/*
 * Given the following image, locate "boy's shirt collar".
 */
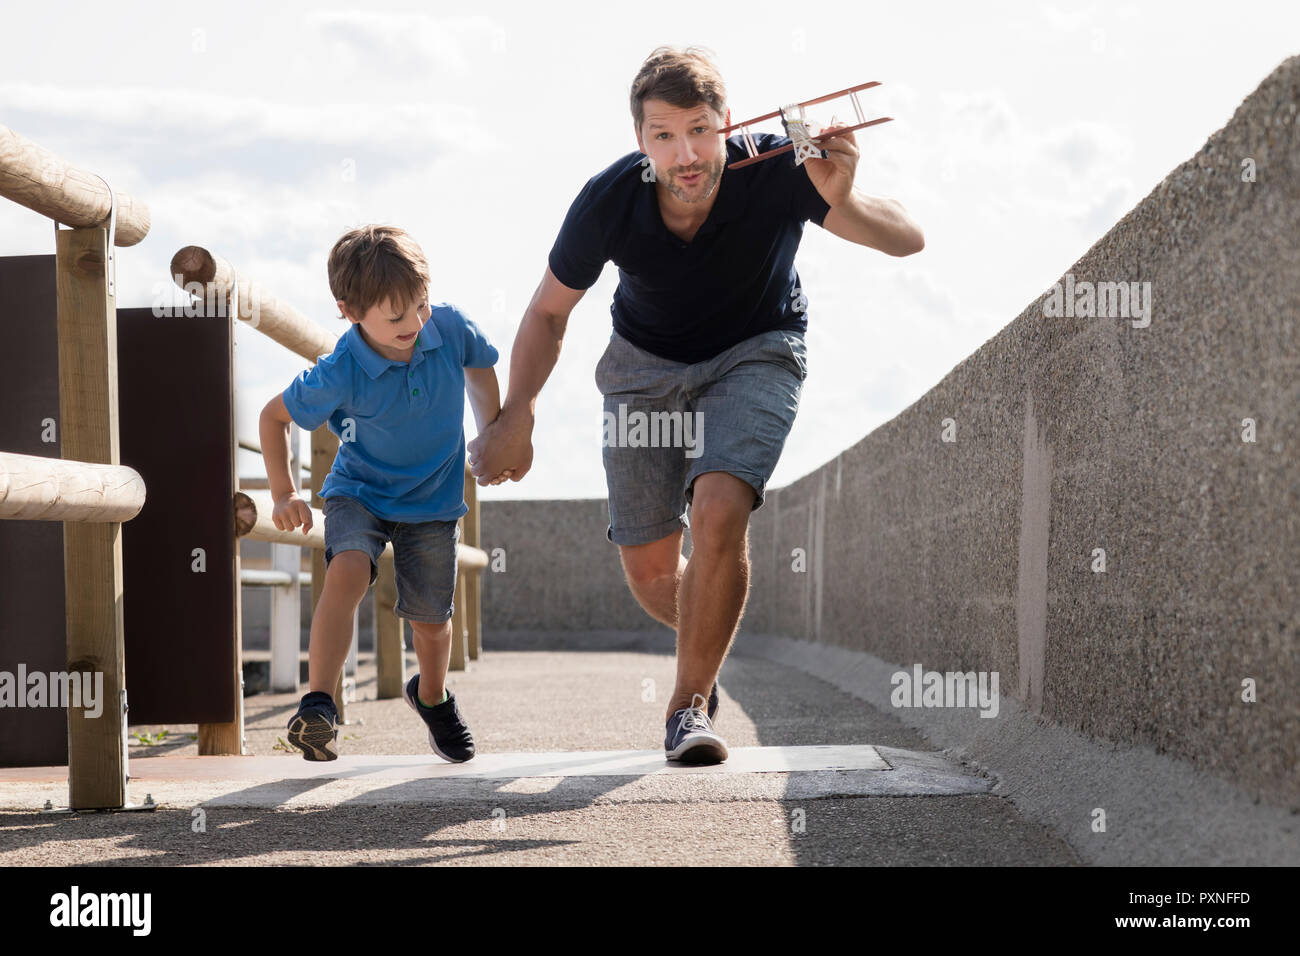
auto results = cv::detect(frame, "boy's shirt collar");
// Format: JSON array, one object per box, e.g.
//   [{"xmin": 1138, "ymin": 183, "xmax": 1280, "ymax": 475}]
[{"xmin": 343, "ymin": 318, "xmax": 444, "ymax": 380}]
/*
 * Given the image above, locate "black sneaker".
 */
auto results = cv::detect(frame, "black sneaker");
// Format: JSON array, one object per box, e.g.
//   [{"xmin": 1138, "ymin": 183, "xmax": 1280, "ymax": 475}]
[
  {"xmin": 665, "ymin": 693, "xmax": 729, "ymax": 764},
  {"xmin": 403, "ymin": 673, "xmax": 476, "ymax": 763},
  {"xmin": 286, "ymin": 691, "xmax": 339, "ymax": 761}
]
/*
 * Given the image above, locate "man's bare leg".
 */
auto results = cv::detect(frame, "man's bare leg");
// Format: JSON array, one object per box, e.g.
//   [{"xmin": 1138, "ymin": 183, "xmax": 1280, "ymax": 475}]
[
  {"xmin": 665, "ymin": 472, "xmax": 752, "ymax": 722},
  {"xmin": 619, "ymin": 528, "xmax": 686, "ymax": 629}
]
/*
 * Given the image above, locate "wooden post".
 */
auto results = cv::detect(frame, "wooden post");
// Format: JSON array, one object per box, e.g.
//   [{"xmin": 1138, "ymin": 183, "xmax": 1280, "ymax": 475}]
[
  {"xmin": 55, "ymin": 225, "xmax": 127, "ymax": 809},
  {"xmin": 200, "ymin": 308, "xmax": 244, "ymax": 756},
  {"xmin": 463, "ymin": 467, "xmax": 482, "ymax": 660},
  {"xmin": 344, "ymin": 611, "xmax": 359, "ymax": 707},
  {"xmin": 269, "ymin": 422, "xmax": 302, "ymax": 693},
  {"xmin": 375, "ymin": 554, "xmax": 405, "ymax": 698},
  {"xmin": 449, "ymin": 524, "xmax": 468, "ymax": 672},
  {"xmin": 269, "ymin": 542, "xmax": 301, "ymax": 692}
]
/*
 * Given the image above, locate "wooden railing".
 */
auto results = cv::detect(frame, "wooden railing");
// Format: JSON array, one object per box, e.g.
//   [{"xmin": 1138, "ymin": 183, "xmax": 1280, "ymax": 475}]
[
  {"xmin": 0, "ymin": 124, "xmax": 491, "ymax": 809},
  {"xmin": 0, "ymin": 124, "xmax": 152, "ymax": 809}
]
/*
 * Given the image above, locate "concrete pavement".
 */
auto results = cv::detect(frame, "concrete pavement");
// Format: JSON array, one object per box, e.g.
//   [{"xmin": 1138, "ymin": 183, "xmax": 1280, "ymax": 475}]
[{"xmin": 0, "ymin": 632, "xmax": 1082, "ymax": 866}]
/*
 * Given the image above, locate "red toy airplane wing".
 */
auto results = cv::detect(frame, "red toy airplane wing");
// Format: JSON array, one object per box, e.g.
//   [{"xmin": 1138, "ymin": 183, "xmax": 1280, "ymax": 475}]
[{"xmin": 718, "ymin": 81, "xmax": 893, "ymax": 169}]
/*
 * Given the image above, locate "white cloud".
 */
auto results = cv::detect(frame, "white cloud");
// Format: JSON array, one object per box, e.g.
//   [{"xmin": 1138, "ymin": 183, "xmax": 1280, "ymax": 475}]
[{"xmin": 305, "ymin": 11, "xmax": 503, "ymax": 77}]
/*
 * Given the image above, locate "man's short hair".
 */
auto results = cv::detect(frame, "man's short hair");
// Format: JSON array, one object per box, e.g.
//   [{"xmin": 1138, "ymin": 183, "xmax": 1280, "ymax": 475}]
[
  {"xmin": 327, "ymin": 225, "xmax": 430, "ymax": 320},
  {"xmin": 629, "ymin": 46, "xmax": 727, "ymax": 130}
]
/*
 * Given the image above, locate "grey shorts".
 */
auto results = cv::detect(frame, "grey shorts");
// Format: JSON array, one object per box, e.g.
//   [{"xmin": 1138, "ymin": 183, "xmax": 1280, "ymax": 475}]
[
  {"xmin": 322, "ymin": 495, "xmax": 460, "ymax": 623},
  {"xmin": 594, "ymin": 327, "xmax": 807, "ymax": 546}
]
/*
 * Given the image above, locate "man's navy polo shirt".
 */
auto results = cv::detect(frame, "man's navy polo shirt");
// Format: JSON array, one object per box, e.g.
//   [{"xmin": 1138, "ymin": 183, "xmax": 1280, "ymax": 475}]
[
  {"xmin": 281, "ymin": 303, "xmax": 499, "ymax": 523},
  {"xmin": 547, "ymin": 132, "xmax": 831, "ymax": 364}
]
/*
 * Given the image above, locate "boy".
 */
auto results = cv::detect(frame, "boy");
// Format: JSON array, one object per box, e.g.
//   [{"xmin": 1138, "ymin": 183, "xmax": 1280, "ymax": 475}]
[{"xmin": 259, "ymin": 224, "xmax": 508, "ymax": 762}]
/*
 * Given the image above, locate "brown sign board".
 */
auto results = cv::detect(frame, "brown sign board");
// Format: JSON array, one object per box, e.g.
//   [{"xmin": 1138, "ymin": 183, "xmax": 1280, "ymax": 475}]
[{"xmin": 0, "ymin": 256, "xmax": 237, "ymax": 765}]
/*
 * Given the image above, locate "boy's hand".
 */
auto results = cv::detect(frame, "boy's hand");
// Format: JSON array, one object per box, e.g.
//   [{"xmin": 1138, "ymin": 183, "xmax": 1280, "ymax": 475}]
[
  {"xmin": 469, "ymin": 407, "xmax": 534, "ymax": 485},
  {"xmin": 272, "ymin": 492, "xmax": 313, "ymax": 535}
]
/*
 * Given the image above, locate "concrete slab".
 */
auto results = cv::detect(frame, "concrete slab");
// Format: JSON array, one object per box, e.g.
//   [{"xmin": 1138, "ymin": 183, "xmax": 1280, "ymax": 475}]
[
  {"xmin": 0, "ymin": 745, "xmax": 888, "ymax": 782},
  {"xmin": 0, "ymin": 745, "xmax": 990, "ymax": 810}
]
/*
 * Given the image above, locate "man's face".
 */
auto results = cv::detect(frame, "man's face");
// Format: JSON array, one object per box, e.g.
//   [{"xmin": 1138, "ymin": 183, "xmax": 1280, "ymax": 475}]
[
  {"xmin": 636, "ymin": 98, "xmax": 730, "ymax": 205},
  {"xmin": 343, "ymin": 292, "xmax": 431, "ymax": 356}
]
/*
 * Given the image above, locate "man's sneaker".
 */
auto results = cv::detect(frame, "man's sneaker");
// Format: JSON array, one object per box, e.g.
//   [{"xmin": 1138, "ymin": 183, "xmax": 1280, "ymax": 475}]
[
  {"xmin": 286, "ymin": 691, "xmax": 339, "ymax": 761},
  {"xmin": 403, "ymin": 673, "xmax": 476, "ymax": 763},
  {"xmin": 708, "ymin": 680, "xmax": 719, "ymax": 722},
  {"xmin": 665, "ymin": 693, "xmax": 729, "ymax": 764}
]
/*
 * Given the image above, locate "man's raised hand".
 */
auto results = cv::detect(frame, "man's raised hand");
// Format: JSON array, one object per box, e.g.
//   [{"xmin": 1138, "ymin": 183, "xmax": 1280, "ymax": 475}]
[{"xmin": 803, "ymin": 114, "xmax": 860, "ymax": 208}]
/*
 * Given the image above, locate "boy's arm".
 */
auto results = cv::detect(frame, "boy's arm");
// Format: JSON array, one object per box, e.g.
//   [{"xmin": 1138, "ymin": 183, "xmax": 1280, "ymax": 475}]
[
  {"xmin": 464, "ymin": 366, "xmax": 502, "ymax": 436},
  {"xmin": 258, "ymin": 393, "xmax": 313, "ymax": 534}
]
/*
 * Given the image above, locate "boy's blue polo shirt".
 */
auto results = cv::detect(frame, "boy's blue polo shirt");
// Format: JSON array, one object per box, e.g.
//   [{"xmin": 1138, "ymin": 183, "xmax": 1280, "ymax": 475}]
[
  {"xmin": 547, "ymin": 132, "xmax": 831, "ymax": 364},
  {"xmin": 281, "ymin": 303, "xmax": 498, "ymax": 523}
]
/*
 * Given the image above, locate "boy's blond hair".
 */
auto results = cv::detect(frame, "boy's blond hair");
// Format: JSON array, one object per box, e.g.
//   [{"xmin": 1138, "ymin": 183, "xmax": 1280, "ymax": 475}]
[{"xmin": 328, "ymin": 225, "xmax": 430, "ymax": 320}]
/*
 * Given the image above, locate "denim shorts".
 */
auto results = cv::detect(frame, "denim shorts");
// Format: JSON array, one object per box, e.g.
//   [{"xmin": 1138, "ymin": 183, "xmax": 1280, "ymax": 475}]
[
  {"xmin": 322, "ymin": 495, "xmax": 460, "ymax": 623},
  {"xmin": 594, "ymin": 327, "xmax": 807, "ymax": 546}
]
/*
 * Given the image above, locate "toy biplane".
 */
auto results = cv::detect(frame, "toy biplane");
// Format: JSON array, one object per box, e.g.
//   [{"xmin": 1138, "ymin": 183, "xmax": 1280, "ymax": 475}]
[{"xmin": 718, "ymin": 81, "xmax": 893, "ymax": 169}]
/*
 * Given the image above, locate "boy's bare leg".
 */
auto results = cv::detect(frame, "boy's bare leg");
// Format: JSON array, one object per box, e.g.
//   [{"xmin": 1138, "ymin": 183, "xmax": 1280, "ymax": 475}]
[
  {"xmin": 308, "ymin": 550, "xmax": 373, "ymax": 696},
  {"xmin": 410, "ymin": 618, "xmax": 454, "ymax": 704}
]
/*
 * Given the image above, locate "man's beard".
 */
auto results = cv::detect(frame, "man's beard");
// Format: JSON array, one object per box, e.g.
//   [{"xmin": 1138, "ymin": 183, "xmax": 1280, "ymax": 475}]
[{"xmin": 664, "ymin": 152, "xmax": 725, "ymax": 203}]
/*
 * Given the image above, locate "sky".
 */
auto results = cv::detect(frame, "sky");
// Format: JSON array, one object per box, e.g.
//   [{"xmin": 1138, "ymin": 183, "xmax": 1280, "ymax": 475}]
[{"xmin": 2, "ymin": 1, "xmax": 1297, "ymax": 502}]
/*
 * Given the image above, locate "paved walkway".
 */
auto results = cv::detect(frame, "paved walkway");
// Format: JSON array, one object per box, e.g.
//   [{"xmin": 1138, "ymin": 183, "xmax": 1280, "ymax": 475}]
[{"xmin": 0, "ymin": 633, "xmax": 1082, "ymax": 866}]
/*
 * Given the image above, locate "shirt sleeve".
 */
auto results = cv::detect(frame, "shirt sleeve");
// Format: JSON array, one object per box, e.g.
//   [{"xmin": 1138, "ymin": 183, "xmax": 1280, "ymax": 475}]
[
  {"xmin": 281, "ymin": 354, "xmax": 349, "ymax": 432},
  {"xmin": 547, "ymin": 175, "xmax": 612, "ymax": 290},
  {"xmin": 789, "ymin": 157, "xmax": 832, "ymax": 227},
  {"xmin": 459, "ymin": 312, "xmax": 499, "ymax": 369}
]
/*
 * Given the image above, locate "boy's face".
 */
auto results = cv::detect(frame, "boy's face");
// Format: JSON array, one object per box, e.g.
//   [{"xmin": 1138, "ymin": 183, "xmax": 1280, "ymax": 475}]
[{"xmin": 341, "ymin": 292, "xmax": 431, "ymax": 360}]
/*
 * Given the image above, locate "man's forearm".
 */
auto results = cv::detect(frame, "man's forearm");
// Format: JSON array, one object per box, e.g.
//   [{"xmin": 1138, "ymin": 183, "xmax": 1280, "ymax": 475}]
[
  {"xmin": 827, "ymin": 189, "xmax": 925, "ymax": 255},
  {"xmin": 501, "ymin": 305, "xmax": 565, "ymax": 418}
]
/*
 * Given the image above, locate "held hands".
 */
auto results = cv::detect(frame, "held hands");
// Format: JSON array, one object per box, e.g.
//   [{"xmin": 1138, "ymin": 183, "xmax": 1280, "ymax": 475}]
[
  {"xmin": 468, "ymin": 406, "xmax": 534, "ymax": 486},
  {"xmin": 802, "ymin": 114, "xmax": 859, "ymax": 208},
  {"xmin": 272, "ymin": 492, "xmax": 313, "ymax": 535}
]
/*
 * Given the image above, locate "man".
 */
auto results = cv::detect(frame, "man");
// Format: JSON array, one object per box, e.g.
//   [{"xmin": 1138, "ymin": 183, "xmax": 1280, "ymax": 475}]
[{"xmin": 469, "ymin": 47, "xmax": 924, "ymax": 764}]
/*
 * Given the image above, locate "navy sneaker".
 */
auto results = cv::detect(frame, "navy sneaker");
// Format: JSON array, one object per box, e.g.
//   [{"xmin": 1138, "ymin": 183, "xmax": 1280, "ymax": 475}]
[
  {"xmin": 286, "ymin": 691, "xmax": 339, "ymax": 761},
  {"xmin": 403, "ymin": 674, "xmax": 476, "ymax": 763},
  {"xmin": 665, "ymin": 692, "xmax": 729, "ymax": 764}
]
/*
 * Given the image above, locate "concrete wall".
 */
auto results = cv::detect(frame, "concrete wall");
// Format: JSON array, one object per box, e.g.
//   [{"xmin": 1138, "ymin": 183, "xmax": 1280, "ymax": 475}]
[
  {"xmin": 480, "ymin": 499, "xmax": 679, "ymax": 632},
  {"xmin": 481, "ymin": 58, "xmax": 1299, "ymax": 808}
]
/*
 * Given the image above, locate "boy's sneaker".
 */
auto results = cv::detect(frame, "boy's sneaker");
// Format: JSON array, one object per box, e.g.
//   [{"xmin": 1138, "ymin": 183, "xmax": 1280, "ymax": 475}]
[
  {"xmin": 403, "ymin": 673, "xmax": 476, "ymax": 763},
  {"xmin": 708, "ymin": 680, "xmax": 719, "ymax": 722},
  {"xmin": 665, "ymin": 692, "xmax": 729, "ymax": 765},
  {"xmin": 286, "ymin": 691, "xmax": 339, "ymax": 761}
]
